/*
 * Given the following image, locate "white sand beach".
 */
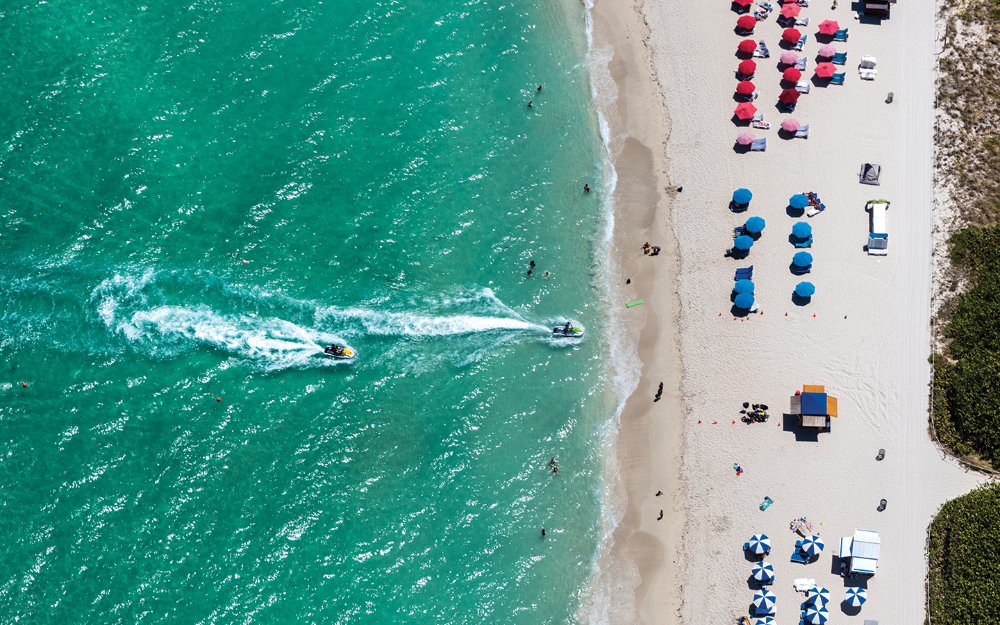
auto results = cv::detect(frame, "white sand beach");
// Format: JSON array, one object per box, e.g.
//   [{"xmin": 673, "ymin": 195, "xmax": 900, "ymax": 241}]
[{"xmin": 591, "ymin": 0, "xmax": 988, "ymax": 623}]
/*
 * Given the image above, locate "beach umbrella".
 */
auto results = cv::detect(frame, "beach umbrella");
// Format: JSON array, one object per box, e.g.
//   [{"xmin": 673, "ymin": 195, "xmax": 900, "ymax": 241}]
[
  {"xmin": 845, "ymin": 587, "xmax": 868, "ymax": 607},
  {"xmin": 754, "ymin": 619, "xmax": 775, "ymax": 625},
  {"xmin": 778, "ymin": 89, "xmax": 800, "ymax": 104},
  {"xmin": 734, "ymin": 235, "xmax": 755, "ymax": 251},
  {"xmin": 815, "ymin": 62, "xmax": 837, "ymax": 79},
  {"xmin": 736, "ymin": 132, "xmax": 756, "ymax": 146},
  {"xmin": 734, "ymin": 102, "xmax": 758, "ymax": 120},
  {"xmin": 817, "ymin": 44, "xmax": 837, "ymax": 58},
  {"xmin": 734, "ymin": 279, "xmax": 756, "ymax": 295},
  {"xmin": 792, "ymin": 251, "xmax": 813, "ymax": 267},
  {"xmin": 803, "ymin": 605, "xmax": 829, "ymax": 625},
  {"xmin": 792, "ymin": 221, "xmax": 812, "ymax": 238},
  {"xmin": 779, "ymin": 51, "xmax": 799, "ymax": 65},
  {"xmin": 781, "ymin": 117, "xmax": 800, "ymax": 132},
  {"xmin": 801, "ymin": 534, "xmax": 825, "ymax": 557},
  {"xmin": 734, "ymin": 292, "xmax": 756, "ymax": 310},
  {"xmin": 789, "ymin": 193, "xmax": 810, "ymax": 209},
  {"xmin": 738, "ymin": 59, "xmax": 758, "ymax": 76},
  {"xmin": 751, "ymin": 560, "xmax": 775, "ymax": 583},
  {"xmin": 733, "ymin": 188, "xmax": 753, "ymax": 204},
  {"xmin": 780, "ymin": 4, "xmax": 801, "ymax": 17},
  {"xmin": 752, "ymin": 589, "xmax": 777, "ymax": 614},
  {"xmin": 782, "ymin": 67, "xmax": 802, "ymax": 82},
  {"xmin": 734, "ymin": 0, "xmax": 754, "ymax": 6},
  {"xmin": 738, "ymin": 39, "xmax": 758, "ymax": 54},
  {"xmin": 746, "ymin": 533, "xmax": 771, "ymax": 554},
  {"xmin": 818, "ymin": 19, "xmax": 841, "ymax": 36},
  {"xmin": 736, "ymin": 80, "xmax": 757, "ymax": 96},
  {"xmin": 782, "ymin": 28, "xmax": 802, "ymax": 44},
  {"xmin": 795, "ymin": 281, "xmax": 816, "ymax": 298},
  {"xmin": 745, "ymin": 216, "xmax": 766, "ymax": 234},
  {"xmin": 807, "ymin": 586, "xmax": 831, "ymax": 605},
  {"xmin": 737, "ymin": 15, "xmax": 757, "ymax": 31}
]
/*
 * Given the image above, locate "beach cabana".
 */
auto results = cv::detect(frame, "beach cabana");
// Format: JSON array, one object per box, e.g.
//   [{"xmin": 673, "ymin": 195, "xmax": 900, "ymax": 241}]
[
  {"xmin": 745, "ymin": 533, "xmax": 771, "ymax": 555},
  {"xmin": 815, "ymin": 62, "xmax": 836, "ymax": 79},
  {"xmin": 817, "ymin": 20, "xmax": 841, "ymax": 36},
  {"xmin": 794, "ymin": 281, "xmax": 815, "ymax": 298},
  {"xmin": 789, "ymin": 193, "xmax": 809, "ymax": 210},
  {"xmin": 803, "ymin": 605, "xmax": 829, "ymax": 625},
  {"xmin": 738, "ymin": 39, "xmax": 758, "ymax": 54},
  {"xmin": 817, "ymin": 44, "xmax": 836, "ymax": 58},
  {"xmin": 745, "ymin": 216, "xmax": 766, "ymax": 235},
  {"xmin": 733, "ymin": 188, "xmax": 753, "ymax": 205},
  {"xmin": 738, "ymin": 59, "xmax": 758, "ymax": 77},
  {"xmin": 807, "ymin": 586, "xmax": 830, "ymax": 605},
  {"xmin": 752, "ymin": 589, "xmax": 777, "ymax": 615},
  {"xmin": 734, "ymin": 234, "xmax": 755, "ymax": 251},
  {"xmin": 782, "ymin": 67, "xmax": 802, "ymax": 82},
  {"xmin": 734, "ymin": 103, "xmax": 758, "ymax": 120},
  {"xmin": 781, "ymin": 28, "xmax": 802, "ymax": 44},
  {"xmin": 737, "ymin": 132, "xmax": 756, "ymax": 146},
  {"xmin": 844, "ymin": 587, "xmax": 867, "ymax": 607},
  {"xmin": 789, "ymin": 384, "xmax": 838, "ymax": 429},
  {"xmin": 734, "ymin": 293, "xmax": 755, "ymax": 310},
  {"xmin": 839, "ymin": 529, "xmax": 881, "ymax": 575},
  {"xmin": 737, "ymin": 80, "xmax": 757, "ymax": 96},
  {"xmin": 737, "ymin": 15, "xmax": 757, "ymax": 32},
  {"xmin": 734, "ymin": 279, "xmax": 755, "ymax": 295},
  {"xmin": 752, "ymin": 560, "xmax": 775, "ymax": 584},
  {"xmin": 779, "ymin": 89, "xmax": 800, "ymax": 104}
]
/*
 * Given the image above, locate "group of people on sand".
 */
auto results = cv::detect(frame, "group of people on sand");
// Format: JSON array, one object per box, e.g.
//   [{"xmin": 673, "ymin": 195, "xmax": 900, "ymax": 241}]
[{"xmin": 643, "ymin": 241, "xmax": 661, "ymax": 256}]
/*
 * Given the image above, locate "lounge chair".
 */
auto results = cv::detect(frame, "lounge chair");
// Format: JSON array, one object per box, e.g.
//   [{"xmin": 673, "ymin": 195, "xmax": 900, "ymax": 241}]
[
  {"xmin": 750, "ymin": 113, "xmax": 771, "ymax": 130},
  {"xmin": 859, "ymin": 56, "xmax": 878, "ymax": 80},
  {"xmin": 806, "ymin": 204, "xmax": 825, "ymax": 217},
  {"xmin": 829, "ymin": 72, "xmax": 846, "ymax": 85},
  {"xmin": 794, "ymin": 56, "xmax": 807, "ymax": 71},
  {"xmin": 754, "ymin": 41, "xmax": 771, "ymax": 58},
  {"xmin": 795, "ymin": 16, "xmax": 809, "ymax": 26},
  {"xmin": 833, "ymin": 28, "xmax": 849, "ymax": 42},
  {"xmin": 793, "ymin": 235, "xmax": 813, "ymax": 248},
  {"xmin": 831, "ymin": 52, "xmax": 848, "ymax": 65},
  {"xmin": 735, "ymin": 266, "xmax": 754, "ymax": 280},
  {"xmin": 750, "ymin": 137, "xmax": 768, "ymax": 151},
  {"xmin": 795, "ymin": 124, "xmax": 810, "ymax": 138},
  {"xmin": 790, "ymin": 550, "xmax": 809, "ymax": 564},
  {"xmin": 758, "ymin": 1, "xmax": 774, "ymax": 9},
  {"xmin": 793, "ymin": 35, "xmax": 807, "ymax": 51},
  {"xmin": 796, "ymin": 81, "xmax": 811, "ymax": 94},
  {"xmin": 759, "ymin": 496, "xmax": 774, "ymax": 510}
]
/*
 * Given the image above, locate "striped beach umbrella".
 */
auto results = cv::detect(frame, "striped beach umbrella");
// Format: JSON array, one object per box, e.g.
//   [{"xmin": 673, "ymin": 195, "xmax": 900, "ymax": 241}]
[
  {"xmin": 807, "ymin": 586, "xmax": 831, "ymax": 605},
  {"xmin": 801, "ymin": 534, "xmax": 825, "ymax": 557},
  {"xmin": 752, "ymin": 560, "xmax": 775, "ymax": 584},
  {"xmin": 792, "ymin": 221, "xmax": 812, "ymax": 239},
  {"xmin": 789, "ymin": 193, "xmax": 810, "ymax": 209},
  {"xmin": 754, "ymin": 618, "xmax": 775, "ymax": 625},
  {"xmin": 752, "ymin": 588, "xmax": 777, "ymax": 615},
  {"xmin": 803, "ymin": 605, "xmax": 829, "ymax": 625},
  {"xmin": 734, "ymin": 279, "xmax": 755, "ymax": 295},
  {"xmin": 845, "ymin": 586, "xmax": 868, "ymax": 607},
  {"xmin": 746, "ymin": 533, "xmax": 771, "ymax": 555},
  {"xmin": 745, "ymin": 216, "xmax": 766, "ymax": 234}
]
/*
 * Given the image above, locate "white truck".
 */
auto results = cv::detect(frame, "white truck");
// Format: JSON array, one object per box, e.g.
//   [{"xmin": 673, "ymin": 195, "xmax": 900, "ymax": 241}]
[{"xmin": 866, "ymin": 200, "xmax": 889, "ymax": 256}]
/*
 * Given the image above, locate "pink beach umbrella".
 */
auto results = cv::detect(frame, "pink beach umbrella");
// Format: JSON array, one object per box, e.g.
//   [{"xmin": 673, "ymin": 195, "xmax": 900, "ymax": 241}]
[
  {"xmin": 780, "ymin": 4, "xmax": 801, "ymax": 18},
  {"xmin": 781, "ymin": 118, "xmax": 801, "ymax": 132},
  {"xmin": 817, "ymin": 44, "xmax": 837, "ymax": 58},
  {"xmin": 782, "ymin": 67, "xmax": 802, "ymax": 82},
  {"xmin": 818, "ymin": 20, "xmax": 841, "ymax": 36},
  {"xmin": 782, "ymin": 28, "xmax": 802, "ymax": 44},
  {"xmin": 815, "ymin": 62, "xmax": 837, "ymax": 78},
  {"xmin": 779, "ymin": 51, "xmax": 800, "ymax": 65},
  {"xmin": 736, "ymin": 132, "xmax": 756, "ymax": 146}
]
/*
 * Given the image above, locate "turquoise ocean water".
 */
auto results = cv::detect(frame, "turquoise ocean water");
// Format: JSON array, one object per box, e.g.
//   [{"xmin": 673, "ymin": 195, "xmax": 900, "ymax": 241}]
[{"xmin": 0, "ymin": 1, "xmax": 620, "ymax": 623}]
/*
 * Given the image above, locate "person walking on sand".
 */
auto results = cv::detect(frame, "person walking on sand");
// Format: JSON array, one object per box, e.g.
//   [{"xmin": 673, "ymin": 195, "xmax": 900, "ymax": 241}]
[{"xmin": 657, "ymin": 510, "xmax": 664, "ymax": 520}]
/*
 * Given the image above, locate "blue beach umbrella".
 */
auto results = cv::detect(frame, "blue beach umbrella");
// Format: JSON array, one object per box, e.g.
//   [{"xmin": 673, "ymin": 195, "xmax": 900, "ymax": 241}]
[
  {"xmin": 844, "ymin": 587, "xmax": 867, "ymax": 607},
  {"xmin": 790, "ymin": 193, "xmax": 809, "ymax": 210},
  {"xmin": 807, "ymin": 586, "xmax": 831, "ymax": 605},
  {"xmin": 795, "ymin": 281, "xmax": 816, "ymax": 297},
  {"xmin": 752, "ymin": 589, "xmax": 777, "ymax": 615},
  {"xmin": 754, "ymin": 619, "xmax": 775, "ymax": 625},
  {"xmin": 733, "ymin": 188, "xmax": 753, "ymax": 205},
  {"xmin": 801, "ymin": 534, "xmax": 825, "ymax": 557},
  {"xmin": 745, "ymin": 216, "xmax": 766, "ymax": 235},
  {"xmin": 734, "ymin": 279, "xmax": 755, "ymax": 294},
  {"xmin": 792, "ymin": 221, "xmax": 812, "ymax": 238},
  {"xmin": 734, "ymin": 235, "xmax": 755, "ymax": 251},
  {"xmin": 792, "ymin": 251, "xmax": 813, "ymax": 267},
  {"xmin": 746, "ymin": 533, "xmax": 771, "ymax": 555},
  {"xmin": 803, "ymin": 605, "xmax": 829, "ymax": 625},
  {"xmin": 734, "ymin": 293, "xmax": 756, "ymax": 310},
  {"xmin": 752, "ymin": 560, "xmax": 775, "ymax": 584}
]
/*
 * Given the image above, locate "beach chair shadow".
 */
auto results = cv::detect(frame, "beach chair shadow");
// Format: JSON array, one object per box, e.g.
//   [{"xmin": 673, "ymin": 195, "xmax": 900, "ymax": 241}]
[{"xmin": 782, "ymin": 413, "xmax": 820, "ymax": 441}]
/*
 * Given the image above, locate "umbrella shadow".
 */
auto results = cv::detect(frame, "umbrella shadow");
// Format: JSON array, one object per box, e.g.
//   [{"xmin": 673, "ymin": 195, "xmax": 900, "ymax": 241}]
[
  {"xmin": 840, "ymin": 602, "xmax": 863, "ymax": 616},
  {"xmin": 815, "ymin": 33, "xmax": 835, "ymax": 44},
  {"xmin": 731, "ymin": 115, "xmax": 753, "ymax": 126},
  {"xmin": 811, "ymin": 75, "xmax": 832, "ymax": 88},
  {"xmin": 788, "ymin": 234, "xmax": 812, "ymax": 246},
  {"xmin": 731, "ymin": 2, "xmax": 751, "ymax": 14},
  {"xmin": 731, "ymin": 304, "xmax": 753, "ymax": 317},
  {"xmin": 792, "ymin": 293, "xmax": 812, "ymax": 306},
  {"xmin": 782, "ymin": 413, "xmax": 820, "ymax": 441},
  {"xmin": 776, "ymin": 102, "xmax": 797, "ymax": 114},
  {"xmin": 733, "ymin": 143, "xmax": 752, "ymax": 154},
  {"xmin": 790, "ymin": 263, "xmax": 812, "ymax": 275},
  {"xmin": 734, "ymin": 27, "xmax": 755, "ymax": 36},
  {"xmin": 777, "ymin": 129, "xmax": 797, "ymax": 140},
  {"xmin": 786, "ymin": 205, "xmax": 806, "ymax": 217},
  {"xmin": 778, "ymin": 39, "xmax": 798, "ymax": 50},
  {"xmin": 727, "ymin": 247, "xmax": 751, "ymax": 260},
  {"xmin": 730, "ymin": 201, "xmax": 750, "ymax": 212}
]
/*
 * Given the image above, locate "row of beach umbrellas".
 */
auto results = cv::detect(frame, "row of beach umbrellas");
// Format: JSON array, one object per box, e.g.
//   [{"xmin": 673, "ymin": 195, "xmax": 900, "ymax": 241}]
[{"xmin": 736, "ymin": 14, "xmax": 842, "ymax": 38}]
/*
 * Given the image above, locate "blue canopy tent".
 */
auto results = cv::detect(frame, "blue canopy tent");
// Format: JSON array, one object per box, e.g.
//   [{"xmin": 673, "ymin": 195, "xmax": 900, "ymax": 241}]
[
  {"xmin": 733, "ymin": 188, "xmax": 753, "ymax": 205},
  {"xmin": 745, "ymin": 216, "xmax": 766, "ymax": 234},
  {"xmin": 794, "ymin": 281, "xmax": 816, "ymax": 297},
  {"xmin": 792, "ymin": 251, "xmax": 813, "ymax": 268},
  {"xmin": 844, "ymin": 587, "xmax": 867, "ymax": 607},
  {"xmin": 792, "ymin": 221, "xmax": 812, "ymax": 239},
  {"xmin": 751, "ymin": 589, "xmax": 777, "ymax": 615},
  {"xmin": 752, "ymin": 560, "xmax": 775, "ymax": 584},
  {"xmin": 745, "ymin": 533, "xmax": 771, "ymax": 555},
  {"xmin": 734, "ymin": 279, "xmax": 755, "ymax": 294},
  {"xmin": 789, "ymin": 193, "xmax": 809, "ymax": 210},
  {"xmin": 734, "ymin": 235, "xmax": 755, "ymax": 251},
  {"xmin": 734, "ymin": 293, "xmax": 755, "ymax": 309}
]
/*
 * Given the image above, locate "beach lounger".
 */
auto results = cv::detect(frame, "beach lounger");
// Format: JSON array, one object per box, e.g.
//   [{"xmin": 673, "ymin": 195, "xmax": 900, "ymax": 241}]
[
  {"xmin": 750, "ymin": 137, "xmax": 767, "ymax": 152},
  {"xmin": 831, "ymin": 52, "xmax": 848, "ymax": 65},
  {"xmin": 753, "ymin": 41, "xmax": 771, "ymax": 58},
  {"xmin": 795, "ymin": 16, "xmax": 809, "ymax": 26},
  {"xmin": 735, "ymin": 266, "xmax": 754, "ymax": 280},
  {"xmin": 795, "ymin": 124, "xmax": 809, "ymax": 138},
  {"xmin": 793, "ymin": 235, "xmax": 813, "ymax": 248},
  {"xmin": 794, "ymin": 57, "xmax": 807, "ymax": 72},
  {"xmin": 793, "ymin": 35, "xmax": 807, "ymax": 51},
  {"xmin": 750, "ymin": 113, "xmax": 771, "ymax": 130},
  {"xmin": 795, "ymin": 81, "xmax": 811, "ymax": 94},
  {"xmin": 859, "ymin": 56, "xmax": 878, "ymax": 80},
  {"xmin": 759, "ymin": 496, "xmax": 774, "ymax": 510},
  {"xmin": 806, "ymin": 205, "xmax": 825, "ymax": 217},
  {"xmin": 833, "ymin": 28, "xmax": 849, "ymax": 42},
  {"xmin": 829, "ymin": 72, "xmax": 846, "ymax": 85},
  {"xmin": 790, "ymin": 550, "xmax": 809, "ymax": 564}
]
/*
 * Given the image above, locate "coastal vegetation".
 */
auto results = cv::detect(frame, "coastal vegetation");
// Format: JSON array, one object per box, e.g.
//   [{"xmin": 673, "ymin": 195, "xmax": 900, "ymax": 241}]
[{"xmin": 927, "ymin": 483, "xmax": 1000, "ymax": 625}]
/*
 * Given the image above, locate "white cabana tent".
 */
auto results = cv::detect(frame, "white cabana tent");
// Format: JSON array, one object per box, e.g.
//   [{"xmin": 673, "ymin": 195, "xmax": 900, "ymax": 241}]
[{"xmin": 839, "ymin": 529, "xmax": 881, "ymax": 575}]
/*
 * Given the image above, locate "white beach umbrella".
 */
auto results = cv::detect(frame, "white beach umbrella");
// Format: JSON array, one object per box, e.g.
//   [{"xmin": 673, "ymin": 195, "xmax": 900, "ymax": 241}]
[{"xmin": 845, "ymin": 586, "xmax": 868, "ymax": 607}]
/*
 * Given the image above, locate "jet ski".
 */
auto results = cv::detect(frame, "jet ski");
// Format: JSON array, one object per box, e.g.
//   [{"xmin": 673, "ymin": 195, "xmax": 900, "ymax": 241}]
[
  {"xmin": 323, "ymin": 344, "xmax": 356, "ymax": 360},
  {"xmin": 552, "ymin": 322, "xmax": 585, "ymax": 338}
]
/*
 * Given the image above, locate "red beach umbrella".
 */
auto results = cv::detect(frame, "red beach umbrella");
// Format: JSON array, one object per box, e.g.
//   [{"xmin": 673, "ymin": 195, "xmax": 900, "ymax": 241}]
[
  {"xmin": 737, "ymin": 15, "xmax": 757, "ymax": 31},
  {"xmin": 738, "ymin": 39, "xmax": 758, "ymax": 54},
  {"xmin": 779, "ymin": 51, "xmax": 800, "ymax": 65},
  {"xmin": 780, "ymin": 4, "xmax": 801, "ymax": 17},
  {"xmin": 782, "ymin": 28, "xmax": 802, "ymax": 44},
  {"xmin": 781, "ymin": 117, "xmax": 801, "ymax": 132},
  {"xmin": 736, "ymin": 132, "xmax": 756, "ymax": 145},
  {"xmin": 778, "ymin": 89, "xmax": 800, "ymax": 104},
  {"xmin": 733, "ymin": 0, "xmax": 753, "ymax": 6},
  {"xmin": 815, "ymin": 62, "xmax": 837, "ymax": 78},
  {"xmin": 736, "ymin": 81, "xmax": 757, "ymax": 95},
  {"xmin": 738, "ymin": 59, "xmax": 758, "ymax": 76},
  {"xmin": 818, "ymin": 20, "xmax": 841, "ymax": 36},
  {"xmin": 782, "ymin": 67, "xmax": 802, "ymax": 82},
  {"xmin": 734, "ymin": 102, "xmax": 759, "ymax": 120},
  {"xmin": 817, "ymin": 44, "xmax": 837, "ymax": 58}
]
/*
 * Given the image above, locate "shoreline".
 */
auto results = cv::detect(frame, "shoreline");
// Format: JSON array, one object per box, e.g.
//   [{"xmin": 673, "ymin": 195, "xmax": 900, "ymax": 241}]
[{"xmin": 582, "ymin": 0, "xmax": 686, "ymax": 622}]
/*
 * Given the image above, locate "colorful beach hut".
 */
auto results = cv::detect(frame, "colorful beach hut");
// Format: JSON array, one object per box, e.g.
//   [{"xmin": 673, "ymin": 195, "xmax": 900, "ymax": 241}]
[{"xmin": 789, "ymin": 385, "xmax": 839, "ymax": 429}]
